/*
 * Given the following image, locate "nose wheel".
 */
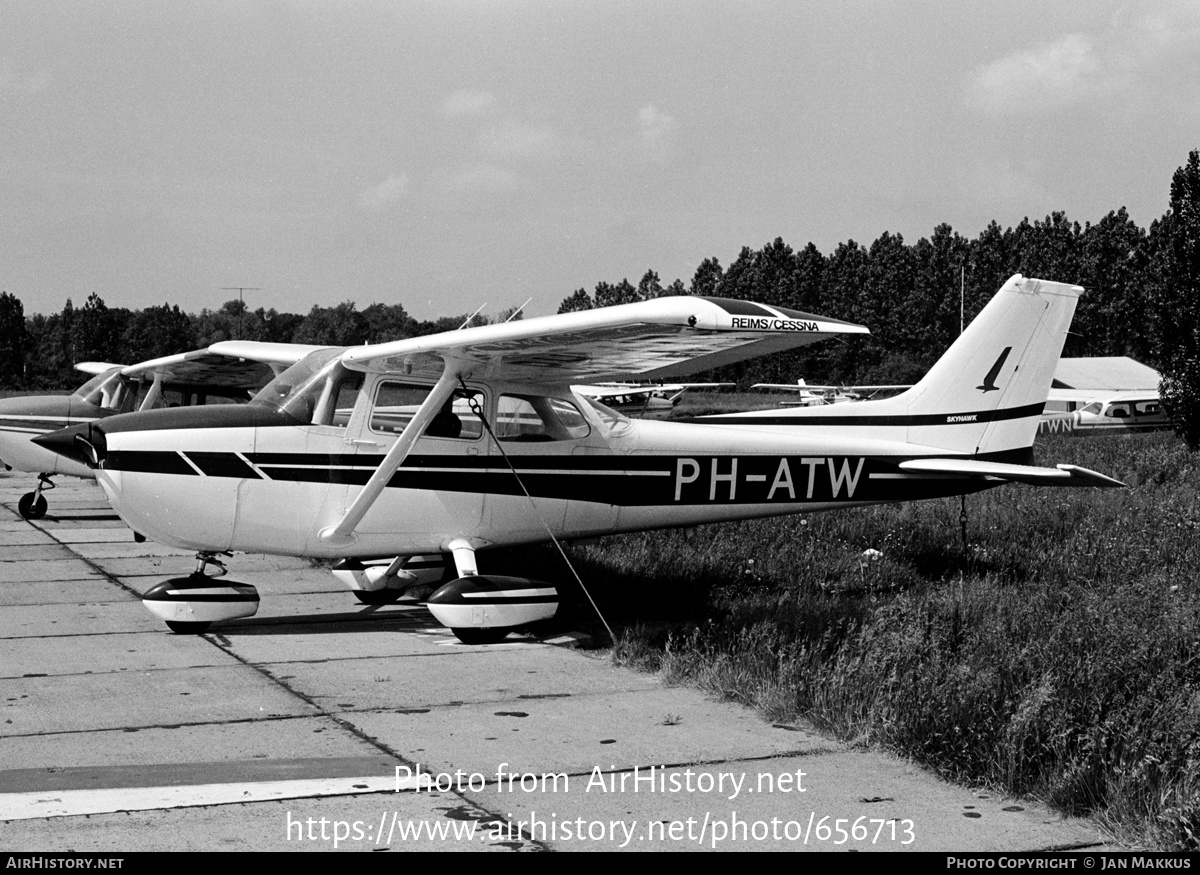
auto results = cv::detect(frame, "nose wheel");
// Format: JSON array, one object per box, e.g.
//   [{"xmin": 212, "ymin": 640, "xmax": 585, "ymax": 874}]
[{"xmin": 18, "ymin": 475, "xmax": 54, "ymax": 520}]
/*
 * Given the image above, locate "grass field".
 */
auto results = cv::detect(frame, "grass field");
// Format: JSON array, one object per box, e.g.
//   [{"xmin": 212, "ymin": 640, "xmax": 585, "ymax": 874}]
[
  {"xmin": 5, "ymin": 386, "xmax": 1194, "ymax": 847},
  {"xmin": 536, "ymin": 427, "xmax": 1198, "ymax": 850}
]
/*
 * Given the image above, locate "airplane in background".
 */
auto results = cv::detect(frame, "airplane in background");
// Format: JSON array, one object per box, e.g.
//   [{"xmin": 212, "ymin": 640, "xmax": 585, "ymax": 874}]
[
  {"xmin": 752, "ymin": 379, "xmax": 911, "ymax": 406},
  {"xmin": 1039, "ymin": 390, "xmax": 1170, "ymax": 436},
  {"xmin": 0, "ymin": 341, "xmax": 327, "ymax": 519},
  {"xmin": 36, "ymin": 275, "xmax": 1123, "ymax": 642},
  {"xmin": 573, "ymin": 382, "xmax": 733, "ymax": 419}
]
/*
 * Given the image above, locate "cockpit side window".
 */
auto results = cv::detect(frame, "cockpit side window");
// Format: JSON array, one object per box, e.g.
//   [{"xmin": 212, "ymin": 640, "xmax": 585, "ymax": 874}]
[
  {"xmin": 497, "ymin": 394, "xmax": 590, "ymax": 442},
  {"xmin": 370, "ymin": 382, "xmax": 484, "ymax": 440}
]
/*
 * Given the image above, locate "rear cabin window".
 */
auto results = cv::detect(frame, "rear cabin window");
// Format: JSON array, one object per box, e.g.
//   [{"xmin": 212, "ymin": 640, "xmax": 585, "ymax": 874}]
[{"xmin": 496, "ymin": 395, "xmax": 590, "ymax": 442}]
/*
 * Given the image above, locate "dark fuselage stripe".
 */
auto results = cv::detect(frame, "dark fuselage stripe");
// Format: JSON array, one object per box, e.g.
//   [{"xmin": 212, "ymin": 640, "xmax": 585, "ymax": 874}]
[
  {"xmin": 686, "ymin": 402, "xmax": 1044, "ymax": 428},
  {"xmin": 184, "ymin": 452, "xmax": 262, "ymax": 480},
  {"xmin": 99, "ymin": 451, "xmax": 1009, "ymax": 506}
]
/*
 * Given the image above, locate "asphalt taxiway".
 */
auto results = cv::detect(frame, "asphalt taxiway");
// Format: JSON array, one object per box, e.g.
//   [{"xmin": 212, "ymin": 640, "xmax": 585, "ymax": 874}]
[{"xmin": 0, "ymin": 473, "xmax": 1115, "ymax": 852}]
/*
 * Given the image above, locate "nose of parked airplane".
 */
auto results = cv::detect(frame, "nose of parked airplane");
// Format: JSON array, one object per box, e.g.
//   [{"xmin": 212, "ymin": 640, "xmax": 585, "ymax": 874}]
[{"xmin": 32, "ymin": 421, "xmax": 106, "ymax": 469}]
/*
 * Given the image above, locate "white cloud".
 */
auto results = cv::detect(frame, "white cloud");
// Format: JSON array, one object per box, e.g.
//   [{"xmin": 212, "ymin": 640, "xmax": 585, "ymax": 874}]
[
  {"xmin": 357, "ymin": 173, "xmax": 411, "ymax": 211},
  {"xmin": 967, "ymin": 33, "xmax": 1101, "ymax": 116},
  {"xmin": 476, "ymin": 121, "xmax": 562, "ymax": 160},
  {"xmin": 443, "ymin": 89, "xmax": 498, "ymax": 118},
  {"xmin": 967, "ymin": 5, "xmax": 1200, "ymax": 116},
  {"xmin": 638, "ymin": 104, "xmax": 677, "ymax": 162}
]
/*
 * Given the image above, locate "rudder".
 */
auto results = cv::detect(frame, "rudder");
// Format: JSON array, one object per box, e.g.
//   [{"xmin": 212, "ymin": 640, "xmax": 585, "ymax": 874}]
[{"xmin": 877, "ymin": 274, "xmax": 1082, "ymax": 459}]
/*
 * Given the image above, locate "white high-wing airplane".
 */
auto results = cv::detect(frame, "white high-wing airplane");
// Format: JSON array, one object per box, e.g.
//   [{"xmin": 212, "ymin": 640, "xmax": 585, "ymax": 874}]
[
  {"xmin": 0, "ymin": 341, "xmax": 327, "ymax": 519},
  {"xmin": 35, "ymin": 275, "xmax": 1123, "ymax": 642},
  {"xmin": 752, "ymin": 379, "xmax": 912, "ymax": 406},
  {"xmin": 1039, "ymin": 391, "xmax": 1170, "ymax": 436}
]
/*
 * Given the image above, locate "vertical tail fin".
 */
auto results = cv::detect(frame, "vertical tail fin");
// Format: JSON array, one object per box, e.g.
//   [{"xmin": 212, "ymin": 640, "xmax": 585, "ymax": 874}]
[{"xmin": 877, "ymin": 274, "xmax": 1082, "ymax": 459}]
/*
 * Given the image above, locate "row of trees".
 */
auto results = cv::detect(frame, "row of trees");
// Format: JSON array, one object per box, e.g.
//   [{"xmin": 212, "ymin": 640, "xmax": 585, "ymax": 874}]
[
  {"xmin": 3, "ymin": 151, "xmax": 1199, "ymax": 443},
  {"xmin": 559, "ymin": 210, "xmax": 1154, "ymax": 387},
  {"xmin": 555, "ymin": 152, "xmax": 1200, "ymax": 445},
  {"xmin": 0, "ymin": 293, "xmax": 507, "ymax": 391}
]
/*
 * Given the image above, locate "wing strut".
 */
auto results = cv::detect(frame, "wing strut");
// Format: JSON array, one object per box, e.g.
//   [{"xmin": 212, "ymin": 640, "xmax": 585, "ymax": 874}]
[
  {"xmin": 138, "ymin": 373, "xmax": 166, "ymax": 411},
  {"xmin": 319, "ymin": 364, "xmax": 461, "ymax": 546}
]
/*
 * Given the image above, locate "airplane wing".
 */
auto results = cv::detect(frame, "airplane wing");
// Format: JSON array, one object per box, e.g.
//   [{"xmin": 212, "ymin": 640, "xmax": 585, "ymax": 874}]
[
  {"xmin": 340, "ymin": 297, "xmax": 868, "ymax": 384},
  {"xmin": 1047, "ymin": 389, "xmax": 1103, "ymax": 404},
  {"xmin": 899, "ymin": 458, "xmax": 1125, "ymax": 488},
  {"xmin": 321, "ymin": 298, "xmax": 865, "ymax": 545},
  {"xmin": 75, "ymin": 362, "xmax": 124, "ymax": 376},
  {"xmin": 118, "ymin": 341, "xmax": 332, "ymax": 390}
]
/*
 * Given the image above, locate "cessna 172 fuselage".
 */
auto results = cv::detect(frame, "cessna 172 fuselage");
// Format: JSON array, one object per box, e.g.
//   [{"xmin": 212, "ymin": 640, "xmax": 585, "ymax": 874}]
[{"xmin": 36, "ymin": 276, "xmax": 1122, "ymax": 641}]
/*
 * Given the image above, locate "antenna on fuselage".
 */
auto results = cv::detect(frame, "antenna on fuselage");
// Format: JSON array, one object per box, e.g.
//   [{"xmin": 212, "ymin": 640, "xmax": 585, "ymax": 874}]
[
  {"xmin": 505, "ymin": 297, "xmax": 533, "ymax": 322},
  {"xmin": 458, "ymin": 303, "xmax": 488, "ymax": 330}
]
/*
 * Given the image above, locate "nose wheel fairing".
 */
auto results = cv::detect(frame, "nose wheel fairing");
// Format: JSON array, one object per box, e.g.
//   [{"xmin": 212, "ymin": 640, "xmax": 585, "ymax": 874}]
[{"xmin": 141, "ymin": 552, "xmax": 259, "ymax": 634}]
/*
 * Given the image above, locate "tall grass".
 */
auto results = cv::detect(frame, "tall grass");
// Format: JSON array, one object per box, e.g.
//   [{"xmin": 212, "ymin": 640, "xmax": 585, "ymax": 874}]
[{"xmin": 563, "ymin": 431, "xmax": 1199, "ymax": 850}]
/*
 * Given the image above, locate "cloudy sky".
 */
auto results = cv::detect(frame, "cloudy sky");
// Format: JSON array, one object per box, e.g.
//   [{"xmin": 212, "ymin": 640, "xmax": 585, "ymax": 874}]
[{"xmin": 3, "ymin": 1, "xmax": 1199, "ymax": 322}]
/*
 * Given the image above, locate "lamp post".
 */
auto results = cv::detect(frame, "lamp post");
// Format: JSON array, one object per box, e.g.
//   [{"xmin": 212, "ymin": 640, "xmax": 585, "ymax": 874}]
[{"xmin": 222, "ymin": 287, "xmax": 260, "ymax": 338}]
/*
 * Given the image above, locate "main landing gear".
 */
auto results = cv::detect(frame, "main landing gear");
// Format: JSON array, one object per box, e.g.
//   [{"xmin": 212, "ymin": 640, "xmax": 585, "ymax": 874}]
[
  {"xmin": 425, "ymin": 541, "xmax": 559, "ymax": 645},
  {"xmin": 332, "ymin": 544, "xmax": 560, "ymax": 644},
  {"xmin": 18, "ymin": 474, "xmax": 54, "ymax": 520},
  {"xmin": 141, "ymin": 552, "xmax": 260, "ymax": 634},
  {"xmin": 332, "ymin": 555, "xmax": 450, "ymax": 605}
]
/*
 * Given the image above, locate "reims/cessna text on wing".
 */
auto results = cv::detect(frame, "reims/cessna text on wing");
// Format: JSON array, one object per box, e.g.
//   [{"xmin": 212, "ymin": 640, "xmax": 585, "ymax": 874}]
[
  {"xmin": 0, "ymin": 341, "xmax": 327, "ymax": 519},
  {"xmin": 36, "ymin": 275, "xmax": 1123, "ymax": 642}
]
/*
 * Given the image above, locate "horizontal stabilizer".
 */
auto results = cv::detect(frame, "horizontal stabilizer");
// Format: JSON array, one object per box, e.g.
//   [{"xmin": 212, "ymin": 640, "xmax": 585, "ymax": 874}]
[{"xmin": 899, "ymin": 458, "xmax": 1126, "ymax": 488}]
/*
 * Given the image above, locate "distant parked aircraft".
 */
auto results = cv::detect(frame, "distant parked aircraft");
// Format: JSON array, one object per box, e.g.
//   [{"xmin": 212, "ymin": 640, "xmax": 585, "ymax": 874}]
[
  {"xmin": 1040, "ymin": 391, "xmax": 1170, "ymax": 436},
  {"xmin": 752, "ymin": 379, "xmax": 910, "ymax": 406},
  {"xmin": 574, "ymin": 383, "xmax": 732, "ymax": 419},
  {"xmin": 0, "ymin": 341, "xmax": 326, "ymax": 518}
]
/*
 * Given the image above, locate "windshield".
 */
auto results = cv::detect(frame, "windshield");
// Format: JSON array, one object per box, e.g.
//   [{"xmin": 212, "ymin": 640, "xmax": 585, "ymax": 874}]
[
  {"xmin": 250, "ymin": 347, "xmax": 357, "ymax": 424},
  {"xmin": 72, "ymin": 368, "xmax": 137, "ymax": 412}
]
